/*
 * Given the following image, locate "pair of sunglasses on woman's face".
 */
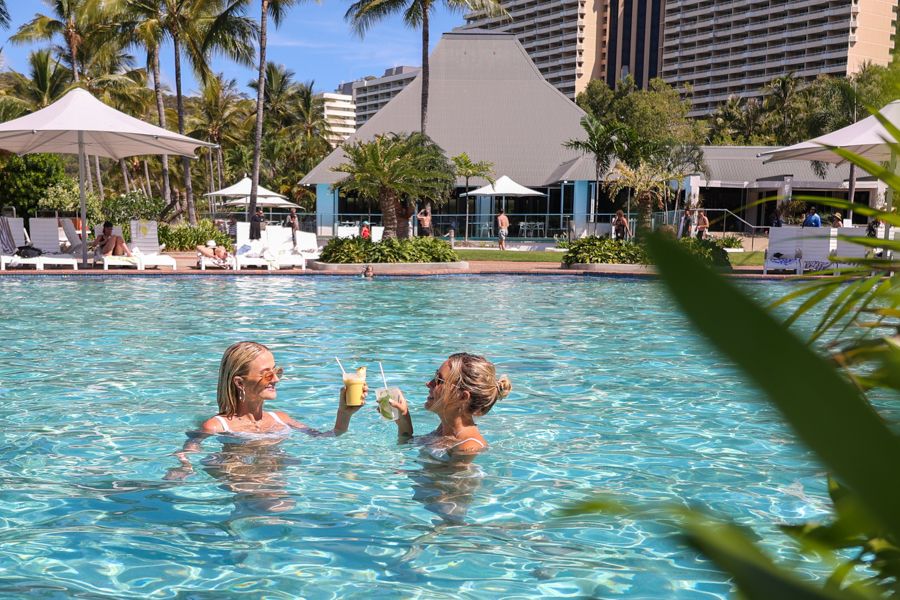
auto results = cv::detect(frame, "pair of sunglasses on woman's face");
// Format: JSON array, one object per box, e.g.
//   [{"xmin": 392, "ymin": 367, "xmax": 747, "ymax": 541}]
[{"xmin": 253, "ymin": 366, "xmax": 284, "ymax": 386}]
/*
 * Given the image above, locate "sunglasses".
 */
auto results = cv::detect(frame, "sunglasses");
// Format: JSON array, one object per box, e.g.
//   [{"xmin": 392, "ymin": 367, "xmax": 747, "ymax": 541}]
[
  {"xmin": 255, "ymin": 365, "xmax": 284, "ymax": 385},
  {"xmin": 427, "ymin": 372, "xmax": 456, "ymax": 389}
]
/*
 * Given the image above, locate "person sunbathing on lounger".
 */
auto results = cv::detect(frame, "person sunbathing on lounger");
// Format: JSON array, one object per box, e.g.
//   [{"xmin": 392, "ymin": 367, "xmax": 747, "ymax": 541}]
[
  {"xmin": 196, "ymin": 240, "xmax": 233, "ymax": 268},
  {"xmin": 91, "ymin": 221, "xmax": 133, "ymax": 256}
]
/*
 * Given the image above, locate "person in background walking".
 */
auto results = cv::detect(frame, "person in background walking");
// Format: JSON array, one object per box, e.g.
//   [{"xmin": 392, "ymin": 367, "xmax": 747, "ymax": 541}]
[
  {"xmin": 496, "ymin": 210, "xmax": 510, "ymax": 250},
  {"xmin": 830, "ymin": 212, "xmax": 843, "ymax": 228},
  {"xmin": 288, "ymin": 208, "xmax": 300, "ymax": 248},
  {"xmin": 612, "ymin": 210, "xmax": 631, "ymax": 241},
  {"xmin": 802, "ymin": 206, "xmax": 821, "ymax": 228},
  {"xmin": 678, "ymin": 208, "xmax": 693, "ymax": 239},
  {"xmin": 696, "ymin": 210, "xmax": 709, "ymax": 240}
]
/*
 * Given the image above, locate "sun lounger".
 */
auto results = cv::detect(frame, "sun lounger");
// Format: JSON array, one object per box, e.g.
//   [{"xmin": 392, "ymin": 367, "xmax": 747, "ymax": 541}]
[
  {"xmin": 93, "ymin": 223, "xmax": 139, "ymax": 270},
  {"xmin": 830, "ymin": 227, "xmax": 869, "ymax": 272},
  {"xmin": 763, "ymin": 226, "xmax": 802, "ymax": 274},
  {"xmin": 296, "ymin": 231, "xmax": 321, "ymax": 260},
  {"xmin": 371, "ymin": 226, "xmax": 384, "ymax": 243},
  {"xmin": 234, "ymin": 222, "xmax": 275, "ymax": 270},
  {"xmin": 61, "ymin": 218, "xmax": 88, "ymax": 256},
  {"xmin": 130, "ymin": 220, "xmax": 177, "ymax": 271},
  {"xmin": 0, "ymin": 217, "xmax": 42, "ymax": 270},
  {"xmin": 799, "ymin": 227, "xmax": 835, "ymax": 273},
  {"xmin": 27, "ymin": 218, "xmax": 79, "ymax": 270}
]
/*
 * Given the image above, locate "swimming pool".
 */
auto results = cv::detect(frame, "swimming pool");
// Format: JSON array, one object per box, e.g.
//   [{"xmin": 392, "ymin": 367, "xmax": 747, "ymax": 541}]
[{"xmin": 0, "ymin": 275, "xmax": 836, "ymax": 598}]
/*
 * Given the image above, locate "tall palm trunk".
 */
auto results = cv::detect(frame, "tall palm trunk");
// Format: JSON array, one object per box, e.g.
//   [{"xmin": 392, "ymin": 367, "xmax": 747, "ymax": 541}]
[
  {"xmin": 151, "ymin": 47, "xmax": 171, "ymax": 206},
  {"xmin": 120, "ymin": 159, "xmax": 131, "ymax": 193},
  {"xmin": 249, "ymin": 0, "xmax": 270, "ymax": 218},
  {"xmin": 143, "ymin": 159, "xmax": 152, "ymax": 197},
  {"xmin": 420, "ymin": 7, "xmax": 429, "ymax": 134},
  {"xmin": 637, "ymin": 194, "xmax": 653, "ymax": 236},
  {"xmin": 172, "ymin": 34, "xmax": 196, "ymax": 224},
  {"xmin": 66, "ymin": 28, "xmax": 79, "ymax": 82},
  {"xmin": 381, "ymin": 192, "xmax": 399, "ymax": 239},
  {"xmin": 94, "ymin": 156, "xmax": 105, "ymax": 201}
]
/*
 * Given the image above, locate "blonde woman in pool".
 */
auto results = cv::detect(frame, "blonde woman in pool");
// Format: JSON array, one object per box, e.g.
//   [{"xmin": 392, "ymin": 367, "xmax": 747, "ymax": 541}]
[
  {"xmin": 165, "ymin": 341, "xmax": 366, "ymax": 482},
  {"xmin": 388, "ymin": 352, "xmax": 511, "ymax": 458}
]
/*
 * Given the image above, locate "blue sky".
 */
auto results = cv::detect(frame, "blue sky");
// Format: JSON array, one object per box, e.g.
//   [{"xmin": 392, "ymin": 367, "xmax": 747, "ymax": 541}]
[{"xmin": 2, "ymin": 1, "xmax": 466, "ymax": 97}]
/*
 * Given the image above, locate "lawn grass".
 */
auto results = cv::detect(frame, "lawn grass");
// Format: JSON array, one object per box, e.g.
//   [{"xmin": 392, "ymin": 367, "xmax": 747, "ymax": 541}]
[
  {"xmin": 728, "ymin": 251, "xmax": 764, "ymax": 267},
  {"xmin": 454, "ymin": 249, "xmax": 564, "ymax": 262}
]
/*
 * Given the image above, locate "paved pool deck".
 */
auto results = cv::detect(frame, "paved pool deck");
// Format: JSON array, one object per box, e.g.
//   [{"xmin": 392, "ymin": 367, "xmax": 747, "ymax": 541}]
[{"xmin": 0, "ymin": 252, "xmax": 798, "ymax": 278}]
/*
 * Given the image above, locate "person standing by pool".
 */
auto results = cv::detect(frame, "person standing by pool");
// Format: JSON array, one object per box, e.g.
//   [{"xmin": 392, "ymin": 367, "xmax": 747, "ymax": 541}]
[
  {"xmin": 386, "ymin": 352, "xmax": 511, "ymax": 458},
  {"xmin": 496, "ymin": 210, "xmax": 509, "ymax": 250},
  {"xmin": 250, "ymin": 207, "xmax": 264, "ymax": 240},
  {"xmin": 165, "ymin": 342, "xmax": 366, "ymax": 479},
  {"xmin": 696, "ymin": 210, "xmax": 709, "ymax": 240},
  {"xmin": 288, "ymin": 208, "xmax": 300, "ymax": 248},
  {"xmin": 612, "ymin": 210, "xmax": 630, "ymax": 241},
  {"xmin": 678, "ymin": 209, "xmax": 693, "ymax": 239},
  {"xmin": 417, "ymin": 204, "xmax": 433, "ymax": 237},
  {"xmin": 802, "ymin": 206, "xmax": 821, "ymax": 228}
]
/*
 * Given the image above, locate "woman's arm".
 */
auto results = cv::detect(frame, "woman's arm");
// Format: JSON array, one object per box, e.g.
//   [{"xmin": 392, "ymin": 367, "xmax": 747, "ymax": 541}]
[
  {"xmin": 389, "ymin": 391, "xmax": 414, "ymax": 441},
  {"xmin": 163, "ymin": 430, "xmax": 212, "ymax": 480},
  {"xmin": 274, "ymin": 384, "xmax": 367, "ymax": 437}
]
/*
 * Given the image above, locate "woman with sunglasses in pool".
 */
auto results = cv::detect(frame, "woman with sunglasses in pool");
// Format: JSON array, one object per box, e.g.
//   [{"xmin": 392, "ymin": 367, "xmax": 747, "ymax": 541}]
[
  {"xmin": 387, "ymin": 352, "xmax": 511, "ymax": 457},
  {"xmin": 165, "ymin": 342, "xmax": 365, "ymax": 481}
]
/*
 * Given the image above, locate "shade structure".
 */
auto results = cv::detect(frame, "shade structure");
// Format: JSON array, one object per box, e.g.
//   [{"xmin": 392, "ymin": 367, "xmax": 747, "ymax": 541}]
[
  {"xmin": 223, "ymin": 196, "xmax": 300, "ymax": 209},
  {"xmin": 0, "ymin": 88, "xmax": 214, "ymax": 264},
  {"xmin": 759, "ymin": 100, "xmax": 899, "ymax": 232},
  {"xmin": 205, "ymin": 176, "xmax": 287, "ymax": 199},
  {"xmin": 459, "ymin": 175, "xmax": 545, "ymax": 197}
]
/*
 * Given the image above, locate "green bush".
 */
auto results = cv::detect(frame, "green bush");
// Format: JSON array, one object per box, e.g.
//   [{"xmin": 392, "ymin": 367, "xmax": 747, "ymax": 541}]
[
  {"xmin": 319, "ymin": 236, "xmax": 459, "ymax": 263},
  {"xmin": 718, "ymin": 234, "xmax": 744, "ymax": 249},
  {"xmin": 0, "ymin": 153, "xmax": 66, "ymax": 217},
  {"xmin": 158, "ymin": 220, "xmax": 231, "ymax": 251},
  {"xmin": 561, "ymin": 236, "xmax": 649, "ymax": 266},
  {"xmin": 562, "ymin": 235, "xmax": 731, "ymax": 269},
  {"xmin": 101, "ymin": 191, "xmax": 166, "ymax": 226},
  {"xmin": 38, "ymin": 178, "xmax": 103, "ymax": 225}
]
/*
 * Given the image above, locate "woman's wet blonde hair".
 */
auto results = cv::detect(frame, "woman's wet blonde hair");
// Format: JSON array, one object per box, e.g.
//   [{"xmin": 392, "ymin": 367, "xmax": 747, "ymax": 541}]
[
  {"xmin": 444, "ymin": 352, "xmax": 512, "ymax": 417},
  {"xmin": 217, "ymin": 341, "xmax": 270, "ymax": 416}
]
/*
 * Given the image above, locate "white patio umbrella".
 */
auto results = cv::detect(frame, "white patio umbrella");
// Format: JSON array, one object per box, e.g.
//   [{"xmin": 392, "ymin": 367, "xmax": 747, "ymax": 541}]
[
  {"xmin": 205, "ymin": 176, "xmax": 287, "ymax": 199},
  {"xmin": 0, "ymin": 88, "xmax": 214, "ymax": 265},
  {"xmin": 223, "ymin": 196, "xmax": 299, "ymax": 208},
  {"xmin": 759, "ymin": 100, "xmax": 900, "ymax": 229},
  {"xmin": 459, "ymin": 175, "xmax": 544, "ymax": 241}
]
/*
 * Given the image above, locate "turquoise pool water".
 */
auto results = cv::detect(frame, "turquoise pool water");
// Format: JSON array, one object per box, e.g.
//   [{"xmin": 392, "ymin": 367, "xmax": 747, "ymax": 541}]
[{"xmin": 0, "ymin": 276, "xmax": 838, "ymax": 598}]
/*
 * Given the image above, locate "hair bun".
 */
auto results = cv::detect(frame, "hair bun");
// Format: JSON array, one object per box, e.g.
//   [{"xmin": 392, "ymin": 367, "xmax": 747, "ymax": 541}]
[{"xmin": 496, "ymin": 375, "xmax": 512, "ymax": 399}]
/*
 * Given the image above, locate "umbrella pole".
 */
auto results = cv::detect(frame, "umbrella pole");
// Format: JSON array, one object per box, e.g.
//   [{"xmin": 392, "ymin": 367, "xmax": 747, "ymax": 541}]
[
  {"xmin": 78, "ymin": 132, "xmax": 88, "ymax": 267},
  {"xmin": 465, "ymin": 198, "xmax": 469, "ymax": 244}
]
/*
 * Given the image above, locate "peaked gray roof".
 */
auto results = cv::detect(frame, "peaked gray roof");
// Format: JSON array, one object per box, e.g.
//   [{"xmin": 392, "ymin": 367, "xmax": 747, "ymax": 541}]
[
  {"xmin": 301, "ymin": 31, "xmax": 591, "ymax": 188},
  {"xmin": 700, "ymin": 146, "xmax": 873, "ymax": 185}
]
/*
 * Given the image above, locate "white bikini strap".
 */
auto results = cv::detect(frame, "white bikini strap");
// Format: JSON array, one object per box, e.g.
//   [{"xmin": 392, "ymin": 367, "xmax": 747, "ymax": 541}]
[
  {"xmin": 214, "ymin": 415, "xmax": 231, "ymax": 432},
  {"xmin": 268, "ymin": 411, "xmax": 286, "ymax": 426},
  {"xmin": 450, "ymin": 437, "xmax": 486, "ymax": 449}
]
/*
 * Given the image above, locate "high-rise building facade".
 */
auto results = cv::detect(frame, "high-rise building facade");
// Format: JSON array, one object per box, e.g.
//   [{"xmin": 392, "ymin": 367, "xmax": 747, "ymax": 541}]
[
  {"xmin": 351, "ymin": 66, "xmax": 421, "ymax": 127},
  {"xmin": 317, "ymin": 92, "xmax": 356, "ymax": 147},
  {"xmin": 605, "ymin": 0, "xmax": 667, "ymax": 88},
  {"xmin": 662, "ymin": 0, "xmax": 899, "ymax": 117},
  {"xmin": 460, "ymin": 0, "xmax": 610, "ymax": 99}
]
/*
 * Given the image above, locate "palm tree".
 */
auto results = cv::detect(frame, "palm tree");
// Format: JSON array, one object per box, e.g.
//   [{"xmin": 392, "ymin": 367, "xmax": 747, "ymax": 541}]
[
  {"xmin": 10, "ymin": 0, "xmax": 100, "ymax": 83},
  {"xmin": 765, "ymin": 73, "xmax": 801, "ymax": 145},
  {"xmin": 248, "ymin": 62, "xmax": 300, "ymax": 129},
  {"xmin": 564, "ymin": 115, "xmax": 623, "ymax": 223},
  {"xmin": 248, "ymin": 0, "xmax": 300, "ymax": 221},
  {"xmin": 292, "ymin": 81, "xmax": 332, "ymax": 151},
  {"xmin": 605, "ymin": 161, "xmax": 674, "ymax": 237},
  {"xmin": 451, "ymin": 152, "xmax": 493, "ymax": 242},
  {"xmin": 345, "ymin": 0, "xmax": 506, "ymax": 134},
  {"xmin": 188, "ymin": 74, "xmax": 250, "ymax": 191},
  {"xmin": 10, "ymin": 49, "xmax": 72, "ymax": 109},
  {"xmin": 0, "ymin": 1, "xmax": 9, "ymax": 29},
  {"xmin": 160, "ymin": 0, "xmax": 255, "ymax": 224},
  {"xmin": 334, "ymin": 132, "xmax": 455, "ymax": 239}
]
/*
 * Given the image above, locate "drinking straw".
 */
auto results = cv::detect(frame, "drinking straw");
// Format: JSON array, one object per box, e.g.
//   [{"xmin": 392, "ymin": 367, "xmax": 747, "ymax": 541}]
[
  {"xmin": 335, "ymin": 357, "xmax": 346, "ymax": 375},
  {"xmin": 379, "ymin": 362, "xmax": 388, "ymax": 389}
]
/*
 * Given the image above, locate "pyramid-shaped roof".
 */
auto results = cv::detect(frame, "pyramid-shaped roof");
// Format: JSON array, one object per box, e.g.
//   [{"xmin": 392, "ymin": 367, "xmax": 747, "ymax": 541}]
[{"xmin": 301, "ymin": 31, "xmax": 595, "ymax": 188}]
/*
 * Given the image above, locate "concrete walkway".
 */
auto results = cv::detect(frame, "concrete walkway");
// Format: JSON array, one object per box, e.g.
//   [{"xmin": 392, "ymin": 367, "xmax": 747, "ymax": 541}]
[{"xmin": 0, "ymin": 252, "xmax": 795, "ymax": 278}]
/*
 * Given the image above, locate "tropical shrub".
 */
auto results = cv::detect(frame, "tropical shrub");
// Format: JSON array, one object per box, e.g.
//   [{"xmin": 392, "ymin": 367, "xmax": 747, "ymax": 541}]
[
  {"xmin": 717, "ymin": 234, "xmax": 744, "ymax": 249},
  {"xmin": 38, "ymin": 178, "xmax": 103, "ymax": 225},
  {"xmin": 158, "ymin": 219, "xmax": 231, "ymax": 251},
  {"xmin": 0, "ymin": 153, "xmax": 66, "ymax": 217},
  {"xmin": 101, "ymin": 191, "xmax": 166, "ymax": 225},
  {"xmin": 319, "ymin": 236, "xmax": 459, "ymax": 264},
  {"xmin": 562, "ymin": 236, "xmax": 730, "ymax": 268}
]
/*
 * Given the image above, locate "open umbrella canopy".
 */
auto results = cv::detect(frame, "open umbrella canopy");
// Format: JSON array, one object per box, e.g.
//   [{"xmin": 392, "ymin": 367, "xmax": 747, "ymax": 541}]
[
  {"xmin": 460, "ymin": 175, "xmax": 545, "ymax": 197},
  {"xmin": 759, "ymin": 100, "xmax": 900, "ymax": 164},
  {"xmin": 223, "ymin": 196, "xmax": 300, "ymax": 209},
  {"xmin": 205, "ymin": 176, "xmax": 287, "ymax": 199},
  {"xmin": 0, "ymin": 88, "xmax": 212, "ymax": 159},
  {"xmin": 0, "ymin": 87, "xmax": 214, "ymax": 265}
]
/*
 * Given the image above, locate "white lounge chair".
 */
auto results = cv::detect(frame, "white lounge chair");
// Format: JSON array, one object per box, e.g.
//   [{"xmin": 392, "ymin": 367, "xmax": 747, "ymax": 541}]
[
  {"xmin": 0, "ymin": 217, "xmax": 42, "ymax": 270},
  {"xmin": 130, "ymin": 220, "xmax": 177, "ymax": 271},
  {"xmin": 93, "ymin": 223, "xmax": 139, "ymax": 270},
  {"xmin": 370, "ymin": 226, "xmax": 384, "ymax": 243},
  {"xmin": 763, "ymin": 226, "xmax": 802, "ymax": 274},
  {"xmin": 799, "ymin": 227, "xmax": 835, "ymax": 273},
  {"xmin": 234, "ymin": 222, "xmax": 275, "ymax": 270},
  {"xmin": 270, "ymin": 227, "xmax": 306, "ymax": 270},
  {"xmin": 27, "ymin": 218, "xmax": 79, "ymax": 270},
  {"xmin": 296, "ymin": 231, "xmax": 322, "ymax": 259},
  {"xmin": 61, "ymin": 218, "xmax": 88, "ymax": 256},
  {"xmin": 830, "ymin": 227, "xmax": 870, "ymax": 273}
]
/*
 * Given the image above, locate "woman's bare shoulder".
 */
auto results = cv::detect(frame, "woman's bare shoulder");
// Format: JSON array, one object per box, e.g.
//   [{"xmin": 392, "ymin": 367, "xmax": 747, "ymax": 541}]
[{"xmin": 200, "ymin": 416, "xmax": 225, "ymax": 433}]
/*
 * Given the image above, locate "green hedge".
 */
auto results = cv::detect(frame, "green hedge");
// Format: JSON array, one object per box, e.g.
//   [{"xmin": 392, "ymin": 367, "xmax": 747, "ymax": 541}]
[
  {"xmin": 158, "ymin": 220, "xmax": 232, "ymax": 251},
  {"xmin": 320, "ymin": 236, "xmax": 459, "ymax": 263},
  {"xmin": 563, "ymin": 236, "xmax": 730, "ymax": 269}
]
